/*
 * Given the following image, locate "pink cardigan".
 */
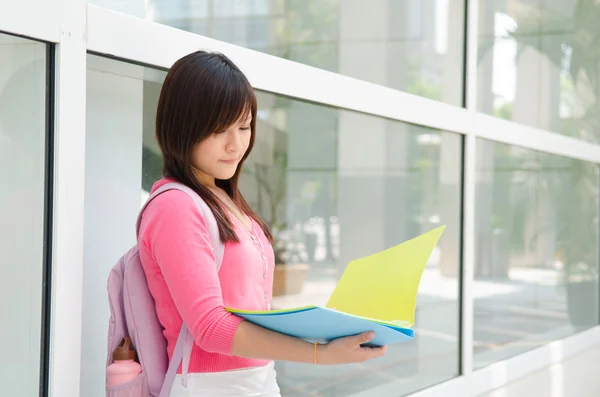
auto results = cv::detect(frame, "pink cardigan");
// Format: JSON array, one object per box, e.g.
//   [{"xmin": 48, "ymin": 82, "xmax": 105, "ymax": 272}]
[{"xmin": 138, "ymin": 178, "xmax": 274, "ymax": 373}]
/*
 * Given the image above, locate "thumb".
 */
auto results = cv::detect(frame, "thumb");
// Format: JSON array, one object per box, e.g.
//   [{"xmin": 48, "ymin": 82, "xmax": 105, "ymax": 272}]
[{"xmin": 358, "ymin": 332, "xmax": 375, "ymax": 344}]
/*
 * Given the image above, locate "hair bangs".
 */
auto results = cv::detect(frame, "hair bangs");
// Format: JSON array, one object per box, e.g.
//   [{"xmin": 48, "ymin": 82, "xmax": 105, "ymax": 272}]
[{"xmin": 203, "ymin": 63, "xmax": 257, "ymax": 138}]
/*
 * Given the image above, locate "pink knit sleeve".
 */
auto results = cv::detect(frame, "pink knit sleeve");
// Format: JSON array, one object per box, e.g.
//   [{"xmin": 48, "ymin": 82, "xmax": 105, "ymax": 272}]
[{"xmin": 140, "ymin": 190, "xmax": 244, "ymax": 355}]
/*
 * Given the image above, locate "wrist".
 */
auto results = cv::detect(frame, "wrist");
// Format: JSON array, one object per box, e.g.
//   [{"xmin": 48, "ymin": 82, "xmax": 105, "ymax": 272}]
[{"xmin": 314, "ymin": 341, "xmax": 331, "ymax": 365}]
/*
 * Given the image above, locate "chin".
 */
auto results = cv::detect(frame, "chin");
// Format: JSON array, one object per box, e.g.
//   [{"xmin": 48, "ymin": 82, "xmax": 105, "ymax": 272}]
[{"xmin": 214, "ymin": 170, "xmax": 237, "ymax": 181}]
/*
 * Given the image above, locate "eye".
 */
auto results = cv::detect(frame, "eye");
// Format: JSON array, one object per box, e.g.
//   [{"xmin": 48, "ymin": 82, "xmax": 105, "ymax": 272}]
[{"xmin": 240, "ymin": 126, "xmax": 251, "ymax": 131}]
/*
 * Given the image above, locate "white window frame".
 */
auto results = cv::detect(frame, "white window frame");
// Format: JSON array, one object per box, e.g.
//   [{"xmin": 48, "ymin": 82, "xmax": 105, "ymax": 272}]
[
  {"xmin": 48, "ymin": 0, "xmax": 88, "ymax": 394},
  {"xmin": 0, "ymin": 0, "xmax": 62, "ymax": 43},
  {"xmin": 86, "ymin": 4, "xmax": 600, "ymax": 165},
  {"xmin": 1, "ymin": 0, "xmax": 600, "ymax": 396},
  {"xmin": 1, "ymin": 0, "xmax": 88, "ymax": 396}
]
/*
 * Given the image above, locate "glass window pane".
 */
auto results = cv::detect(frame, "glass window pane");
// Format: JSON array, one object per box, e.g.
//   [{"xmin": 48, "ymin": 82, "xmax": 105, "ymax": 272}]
[
  {"xmin": 81, "ymin": 55, "xmax": 168, "ymax": 395},
  {"xmin": 247, "ymin": 98, "xmax": 462, "ymax": 396},
  {"xmin": 478, "ymin": 0, "xmax": 600, "ymax": 142},
  {"xmin": 90, "ymin": 0, "xmax": 465, "ymax": 105},
  {"xmin": 0, "ymin": 33, "xmax": 48, "ymax": 396},
  {"xmin": 474, "ymin": 138, "xmax": 600, "ymax": 368}
]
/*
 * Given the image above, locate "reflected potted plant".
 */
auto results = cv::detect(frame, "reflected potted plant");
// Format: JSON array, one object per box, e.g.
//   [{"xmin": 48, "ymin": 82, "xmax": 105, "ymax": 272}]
[
  {"xmin": 555, "ymin": 171, "xmax": 599, "ymax": 327},
  {"xmin": 564, "ymin": 260, "xmax": 599, "ymax": 326},
  {"xmin": 499, "ymin": 0, "xmax": 600, "ymax": 327},
  {"xmin": 242, "ymin": 131, "xmax": 309, "ymax": 297},
  {"xmin": 271, "ymin": 225, "xmax": 310, "ymax": 297},
  {"xmin": 522, "ymin": 154, "xmax": 599, "ymax": 327}
]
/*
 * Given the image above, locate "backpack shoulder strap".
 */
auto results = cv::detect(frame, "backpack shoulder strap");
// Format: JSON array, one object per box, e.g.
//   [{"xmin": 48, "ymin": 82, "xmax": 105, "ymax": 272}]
[
  {"xmin": 136, "ymin": 181, "xmax": 225, "ymax": 269},
  {"xmin": 140, "ymin": 182, "xmax": 226, "ymax": 396},
  {"xmin": 159, "ymin": 323, "xmax": 191, "ymax": 397}
]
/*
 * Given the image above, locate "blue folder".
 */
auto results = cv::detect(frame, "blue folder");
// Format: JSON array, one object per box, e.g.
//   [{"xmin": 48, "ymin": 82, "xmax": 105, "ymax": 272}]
[
  {"xmin": 227, "ymin": 306, "xmax": 414, "ymax": 347},
  {"xmin": 227, "ymin": 225, "xmax": 446, "ymax": 347}
]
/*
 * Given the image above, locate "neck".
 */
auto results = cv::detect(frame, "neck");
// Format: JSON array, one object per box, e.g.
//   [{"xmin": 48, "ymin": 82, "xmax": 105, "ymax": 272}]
[{"xmin": 193, "ymin": 168, "xmax": 216, "ymax": 188}]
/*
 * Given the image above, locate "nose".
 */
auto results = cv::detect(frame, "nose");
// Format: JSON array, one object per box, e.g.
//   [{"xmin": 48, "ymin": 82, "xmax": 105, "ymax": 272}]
[{"xmin": 226, "ymin": 130, "xmax": 243, "ymax": 153}]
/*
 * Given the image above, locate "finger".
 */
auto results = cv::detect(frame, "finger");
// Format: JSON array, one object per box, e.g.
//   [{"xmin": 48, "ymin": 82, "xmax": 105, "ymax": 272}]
[
  {"xmin": 361, "ymin": 344, "xmax": 386, "ymax": 352},
  {"xmin": 363, "ymin": 345, "xmax": 387, "ymax": 360},
  {"xmin": 356, "ymin": 346, "xmax": 384, "ymax": 363},
  {"xmin": 355, "ymin": 331, "xmax": 375, "ymax": 345}
]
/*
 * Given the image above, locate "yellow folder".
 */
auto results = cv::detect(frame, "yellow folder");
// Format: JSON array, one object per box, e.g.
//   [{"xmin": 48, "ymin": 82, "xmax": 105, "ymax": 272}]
[{"xmin": 325, "ymin": 225, "xmax": 446, "ymax": 327}]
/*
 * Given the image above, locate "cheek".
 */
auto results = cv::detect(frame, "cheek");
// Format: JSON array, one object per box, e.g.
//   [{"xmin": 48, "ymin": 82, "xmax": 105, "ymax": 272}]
[
  {"xmin": 191, "ymin": 140, "xmax": 215, "ymax": 166},
  {"xmin": 243, "ymin": 133, "xmax": 252, "ymax": 150}
]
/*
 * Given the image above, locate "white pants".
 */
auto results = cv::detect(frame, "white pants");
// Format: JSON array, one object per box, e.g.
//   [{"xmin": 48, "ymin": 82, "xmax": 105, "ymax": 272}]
[{"xmin": 169, "ymin": 361, "xmax": 281, "ymax": 397}]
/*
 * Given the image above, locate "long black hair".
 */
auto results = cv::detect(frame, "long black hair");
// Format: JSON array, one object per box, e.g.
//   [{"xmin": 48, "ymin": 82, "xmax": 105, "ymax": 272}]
[{"xmin": 156, "ymin": 50, "xmax": 272, "ymax": 243}]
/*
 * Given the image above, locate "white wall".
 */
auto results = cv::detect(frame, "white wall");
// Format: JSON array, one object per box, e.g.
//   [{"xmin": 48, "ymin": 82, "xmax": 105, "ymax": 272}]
[
  {"xmin": 80, "ymin": 63, "xmax": 144, "ymax": 396},
  {"xmin": 0, "ymin": 36, "xmax": 46, "ymax": 397}
]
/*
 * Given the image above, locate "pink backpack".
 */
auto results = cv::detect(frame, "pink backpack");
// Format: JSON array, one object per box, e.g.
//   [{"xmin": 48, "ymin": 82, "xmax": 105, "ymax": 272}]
[{"xmin": 106, "ymin": 182, "xmax": 224, "ymax": 397}]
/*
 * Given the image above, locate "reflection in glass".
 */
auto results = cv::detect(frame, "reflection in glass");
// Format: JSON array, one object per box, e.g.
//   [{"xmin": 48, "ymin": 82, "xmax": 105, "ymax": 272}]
[
  {"xmin": 474, "ymin": 139, "xmax": 599, "ymax": 368},
  {"xmin": 0, "ymin": 33, "xmax": 47, "ymax": 396},
  {"xmin": 90, "ymin": 0, "xmax": 465, "ymax": 105},
  {"xmin": 478, "ymin": 0, "xmax": 600, "ymax": 142}
]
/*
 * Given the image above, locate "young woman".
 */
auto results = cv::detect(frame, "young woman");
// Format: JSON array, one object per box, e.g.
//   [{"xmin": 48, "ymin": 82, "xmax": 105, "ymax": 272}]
[{"xmin": 137, "ymin": 51, "xmax": 387, "ymax": 397}]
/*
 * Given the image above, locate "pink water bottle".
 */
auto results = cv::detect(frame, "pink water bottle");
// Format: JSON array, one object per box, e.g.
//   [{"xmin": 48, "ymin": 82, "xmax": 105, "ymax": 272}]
[{"xmin": 106, "ymin": 337, "xmax": 142, "ymax": 386}]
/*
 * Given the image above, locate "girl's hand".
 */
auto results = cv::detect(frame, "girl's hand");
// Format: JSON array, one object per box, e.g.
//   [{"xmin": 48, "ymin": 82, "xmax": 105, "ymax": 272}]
[{"xmin": 318, "ymin": 332, "xmax": 387, "ymax": 365}]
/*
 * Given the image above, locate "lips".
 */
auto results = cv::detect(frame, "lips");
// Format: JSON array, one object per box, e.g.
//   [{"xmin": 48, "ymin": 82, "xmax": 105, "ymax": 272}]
[{"xmin": 220, "ymin": 158, "xmax": 239, "ymax": 165}]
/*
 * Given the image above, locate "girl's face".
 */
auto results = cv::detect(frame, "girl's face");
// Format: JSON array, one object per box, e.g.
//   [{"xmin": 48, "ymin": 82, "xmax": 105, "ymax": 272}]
[{"xmin": 191, "ymin": 112, "xmax": 252, "ymax": 185}]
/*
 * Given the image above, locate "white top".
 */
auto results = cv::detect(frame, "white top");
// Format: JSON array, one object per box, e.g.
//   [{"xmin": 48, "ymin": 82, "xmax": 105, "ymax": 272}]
[{"xmin": 169, "ymin": 361, "xmax": 280, "ymax": 397}]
